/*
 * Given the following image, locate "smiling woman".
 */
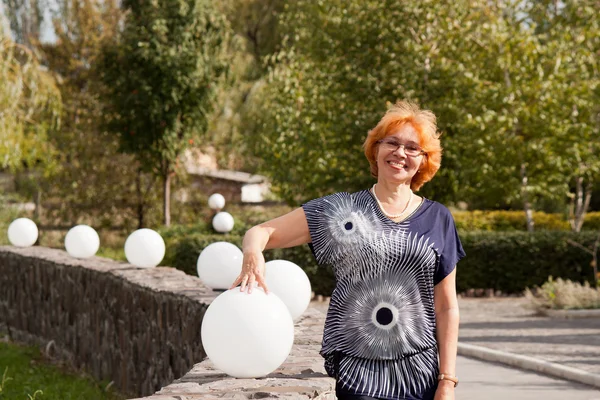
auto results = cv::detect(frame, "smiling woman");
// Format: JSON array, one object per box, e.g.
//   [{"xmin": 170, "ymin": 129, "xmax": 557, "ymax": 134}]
[{"xmin": 231, "ymin": 101, "xmax": 465, "ymax": 400}]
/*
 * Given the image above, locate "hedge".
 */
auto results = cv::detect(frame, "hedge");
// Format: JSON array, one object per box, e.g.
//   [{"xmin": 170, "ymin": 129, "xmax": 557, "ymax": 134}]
[
  {"xmin": 452, "ymin": 210, "xmax": 600, "ymax": 231},
  {"xmin": 165, "ymin": 229, "xmax": 599, "ymax": 296},
  {"xmin": 162, "ymin": 232, "xmax": 335, "ymax": 295},
  {"xmin": 456, "ymin": 231, "xmax": 598, "ymax": 293}
]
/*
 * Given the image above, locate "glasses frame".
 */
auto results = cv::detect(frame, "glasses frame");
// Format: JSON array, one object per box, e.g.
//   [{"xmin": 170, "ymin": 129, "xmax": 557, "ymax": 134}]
[{"xmin": 376, "ymin": 139, "xmax": 426, "ymax": 157}]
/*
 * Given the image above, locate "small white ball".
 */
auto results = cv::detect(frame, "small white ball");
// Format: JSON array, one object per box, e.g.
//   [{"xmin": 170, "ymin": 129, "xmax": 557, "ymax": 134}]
[
  {"xmin": 208, "ymin": 193, "xmax": 226, "ymax": 210},
  {"xmin": 201, "ymin": 288, "xmax": 294, "ymax": 378},
  {"xmin": 7, "ymin": 218, "xmax": 38, "ymax": 247},
  {"xmin": 212, "ymin": 212, "xmax": 234, "ymax": 233},
  {"xmin": 65, "ymin": 225, "xmax": 100, "ymax": 258},
  {"xmin": 265, "ymin": 260, "xmax": 312, "ymax": 320},
  {"xmin": 124, "ymin": 229, "xmax": 165, "ymax": 268},
  {"xmin": 197, "ymin": 242, "xmax": 243, "ymax": 289}
]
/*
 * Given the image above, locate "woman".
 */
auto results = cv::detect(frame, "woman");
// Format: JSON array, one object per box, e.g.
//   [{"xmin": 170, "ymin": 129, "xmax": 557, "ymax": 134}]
[{"xmin": 230, "ymin": 101, "xmax": 465, "ymax": 400}]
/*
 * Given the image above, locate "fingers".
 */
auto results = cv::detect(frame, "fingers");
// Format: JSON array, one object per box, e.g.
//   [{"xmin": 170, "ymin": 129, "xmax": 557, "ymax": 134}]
[
  {"xmin": 247, "ymin": 275, "xmax": 256, "ymax": 294},
  {"xmin": 256, "ymin": 275, "xmax": 269, "ymax": 294},
  {"xmin": 240, "ymin": 275, "xmax": 248, "ymax": 292},
  {"xmin": 230, "ymin": 272, "xmax": 268, "ymax": 295},
  {"xmin": 229, "ymin": 275, "xmax": 242, "ymax": 290}
]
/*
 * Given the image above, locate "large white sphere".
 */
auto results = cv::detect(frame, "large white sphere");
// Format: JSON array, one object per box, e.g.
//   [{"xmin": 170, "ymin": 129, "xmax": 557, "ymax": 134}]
[
  {"xmin": 201, "ymin": 288, "xmax": 294, "ymax": 378},
  {"xmin": 197, "ymin": 242, "xmax": 243, "ymax": 289},
  {"xmin": 65, "ymin": 225, "xmax": 100, "ymax": 258},
  {"xmin": 208, "ymin": 193, "xmax": 226, "ymax": 210},
  {"xmin": 212, "ymin": 212, "xmax": 234, "ymax": 233},
  {"xmin": 265, "ymin": 260, "xmax": 312, "ymax": 320},
  {"xmin": 124, "ymin": 229, "xmax": 165, "ymax": 268},
  {"xmin": 7, "ymin": 218, "xmax": 38, "ymax": 247}
]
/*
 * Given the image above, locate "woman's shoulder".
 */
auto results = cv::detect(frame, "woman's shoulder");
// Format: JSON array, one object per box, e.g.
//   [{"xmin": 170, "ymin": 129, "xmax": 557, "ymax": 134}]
[{"xmin": 419, "ymin": 198, "xmax": 455, "ymax": 221}]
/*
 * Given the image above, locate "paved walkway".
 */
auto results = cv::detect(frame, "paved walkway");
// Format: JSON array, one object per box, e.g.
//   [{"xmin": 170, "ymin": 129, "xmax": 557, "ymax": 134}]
[
  {"xmin": 457, "ymin": 355, "xmax": 600, "ymax": 399},
  {"xmin": 458, "ymin": 297, "xmax": 600, "ymax": 375}
]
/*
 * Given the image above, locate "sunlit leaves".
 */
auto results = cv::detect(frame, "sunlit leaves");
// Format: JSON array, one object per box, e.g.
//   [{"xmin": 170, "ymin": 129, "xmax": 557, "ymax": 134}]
[{"xmin": 0, "ymin": 34, "xmax": 61, "ymax": 173}]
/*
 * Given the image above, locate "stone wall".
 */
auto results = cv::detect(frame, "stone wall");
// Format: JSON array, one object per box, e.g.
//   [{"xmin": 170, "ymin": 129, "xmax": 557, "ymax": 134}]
[
  {"xmin": 0, "ymin": 246, "xmax": 218, "ymax": 397},
  {"xmin": 134, "ymin": 307, "xmax": 335, "ymax": 400}
]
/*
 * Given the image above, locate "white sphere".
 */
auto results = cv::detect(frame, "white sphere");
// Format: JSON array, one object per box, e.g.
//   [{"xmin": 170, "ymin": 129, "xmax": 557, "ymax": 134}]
[
  {"xmin": 265, "ymin": 260, "xmax": 312, "ymax": 320},
  {"xmin": 65, "ymin": 225, "xmax": 100, "ymax": 258},
  {"xmin": 197, "ymin": 242, "xmax": 243, "ymax": 289},
  {"xmin": 208, "ymin": 193, "xmax": 226, "ymax": 210},
  {"xmin": 7, "ymin": 218, "xmax": 38, "ymax": 247},
  {"xmin": 212, "ymin": 212, "xmax": 234, "ymax": 233},
  {"xmin": 201, "ymin": 288, "xmax": 294, "ymax": 378},
  {"xmin": 124, "ymin": 229, "xmax": 165, "ymax": 268}
]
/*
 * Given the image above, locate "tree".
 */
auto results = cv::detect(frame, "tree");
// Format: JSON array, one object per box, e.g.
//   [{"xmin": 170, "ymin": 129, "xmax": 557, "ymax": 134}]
[
  {"xmin": 243, "ymin": 0, "xmax": 491, "ymax": 204},
  {"xmin": 0, "ymin": 30, "xmax": 60, "ymax": 174},
  {"xmin": 32, "ymin": 0, "xmax": 161, "ymax": 230},
  {"xmin": 244, "ymin": 0, "xmax": 598, "ymax": 226},
  {"xmin": 100, "ymin": 0, "xmax": 232, "ymax": 226}
]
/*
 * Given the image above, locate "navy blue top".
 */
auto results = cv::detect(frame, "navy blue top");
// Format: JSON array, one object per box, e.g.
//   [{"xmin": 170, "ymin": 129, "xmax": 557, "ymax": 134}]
[{"xmin": 302, "ymin": 189, "xmax": 465, "ymax": 400}]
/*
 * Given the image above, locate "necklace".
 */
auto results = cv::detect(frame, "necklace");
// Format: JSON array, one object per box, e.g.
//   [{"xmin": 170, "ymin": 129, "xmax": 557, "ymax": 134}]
[{"xmin": 371, "ymin": 184, "xmax": 413, "ymax": 219}]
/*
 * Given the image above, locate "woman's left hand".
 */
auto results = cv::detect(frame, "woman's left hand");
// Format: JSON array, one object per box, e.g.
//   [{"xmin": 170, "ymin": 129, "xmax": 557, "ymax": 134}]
[{"xmin": 434, "ymin": 380, "xmax": 455, "ymax": 400}]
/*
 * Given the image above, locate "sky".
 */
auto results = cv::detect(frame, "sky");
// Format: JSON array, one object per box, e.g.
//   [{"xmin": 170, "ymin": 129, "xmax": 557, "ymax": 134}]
[{"xmin": 0, "ymin": 1, "xmax": 58, "ymax": 43}]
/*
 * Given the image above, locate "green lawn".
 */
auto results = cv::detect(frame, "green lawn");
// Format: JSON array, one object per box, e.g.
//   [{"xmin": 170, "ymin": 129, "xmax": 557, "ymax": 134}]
[{"xmin": 0, "ymin": 340, "xmax": 125, "ymax": 400}]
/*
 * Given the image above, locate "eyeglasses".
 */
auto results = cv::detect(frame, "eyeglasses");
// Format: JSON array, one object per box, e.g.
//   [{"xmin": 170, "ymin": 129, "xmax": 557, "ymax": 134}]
[{"xmin": 377, "ymin": 138, "xmax": 425, "ymax": 157}]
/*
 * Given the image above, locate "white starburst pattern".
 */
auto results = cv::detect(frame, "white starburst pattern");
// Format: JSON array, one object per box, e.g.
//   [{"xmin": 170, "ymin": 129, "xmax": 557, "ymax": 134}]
[
  {"xmin": 336, "ymin": 348, "xmax": 439, "ymax": 399},
  {"xmin": 304, "ymin": 192, "xmax": 393, "ymax": 280},
  {"xmin": 323, "ymin": 232, "xmax": 437, "ymax": 360}
]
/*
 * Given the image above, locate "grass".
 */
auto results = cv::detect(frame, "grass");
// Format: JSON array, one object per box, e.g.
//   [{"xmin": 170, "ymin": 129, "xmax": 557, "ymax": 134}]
[{"xmin": 0, "ymin": 339, "xmax": 125, "ymax": 400}]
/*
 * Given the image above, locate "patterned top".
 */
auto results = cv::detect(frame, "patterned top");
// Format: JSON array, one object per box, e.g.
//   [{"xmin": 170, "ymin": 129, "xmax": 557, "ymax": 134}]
[{"xmin": 302, "ymin": 190, "xmax": 465, "ymax": 400}]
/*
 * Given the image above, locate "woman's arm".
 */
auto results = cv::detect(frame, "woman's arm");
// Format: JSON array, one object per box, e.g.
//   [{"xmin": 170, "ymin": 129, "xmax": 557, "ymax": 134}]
[
  {"xmin": 434, "ymin": 268, "xmax": 459, "ymax": 398},
  {"xmin": 229, "ymin": 207, "xmax": 311, "ymax": 293}
]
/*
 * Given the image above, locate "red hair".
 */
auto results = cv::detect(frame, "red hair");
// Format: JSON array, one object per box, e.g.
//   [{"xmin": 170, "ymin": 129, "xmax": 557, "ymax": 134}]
[{"xmin": 363, "ymin": 101, "xmax": 442, "ymax": 191}]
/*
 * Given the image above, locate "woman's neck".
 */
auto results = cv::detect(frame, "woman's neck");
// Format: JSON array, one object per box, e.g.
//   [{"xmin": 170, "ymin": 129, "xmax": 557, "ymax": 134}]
[{"xmin": 374, "ymin": 181, "xmax": 412, "ymax": 205}]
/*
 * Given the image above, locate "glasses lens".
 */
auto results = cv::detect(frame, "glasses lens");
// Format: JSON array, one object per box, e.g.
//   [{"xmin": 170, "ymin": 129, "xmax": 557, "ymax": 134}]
[{"xmin": 380, "ymin": 139, "xmax": 422, "ymax": 156}]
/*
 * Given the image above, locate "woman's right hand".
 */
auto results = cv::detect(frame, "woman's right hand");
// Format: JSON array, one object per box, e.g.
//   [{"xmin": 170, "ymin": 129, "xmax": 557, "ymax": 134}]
[{"xmin": 230, "ymin": 250, "xmax": 269, "ymax": 294}]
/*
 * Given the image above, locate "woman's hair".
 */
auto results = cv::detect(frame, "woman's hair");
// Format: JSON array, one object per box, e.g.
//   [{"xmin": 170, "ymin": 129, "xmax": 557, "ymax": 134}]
[{"xmin": 363, "ymin": 100, "xmax": 442, "ymax": 191}]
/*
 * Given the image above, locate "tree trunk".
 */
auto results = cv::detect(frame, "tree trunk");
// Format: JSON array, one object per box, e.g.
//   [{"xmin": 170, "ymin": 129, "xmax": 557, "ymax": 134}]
[
  {"xmin": 33, "ymin": 189, "xmax": 42, "ymax": 221},
  {"xmin": 136, "ymin": 169, "xmax": 145, "ymax": 229},
  {"xmin": 163, "ymin": 167, "xmax": 171, "ymax": 227},
  {"xmin": 520, "ymin": 163, "xmax": 534, "ymax": 233},
  {"xmin": 569, "ymin": 176, "xmax": 592, "ymax": 233}
]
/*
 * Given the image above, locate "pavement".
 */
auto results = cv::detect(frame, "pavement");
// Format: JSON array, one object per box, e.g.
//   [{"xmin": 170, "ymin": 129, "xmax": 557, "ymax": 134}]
[
  {"xmin": 456, "ymin": 356, "xmax": 600, "ymax": 399},
  {"xmin": 312, "ymin": 296, "xmax": 600, "ymax": 398}
]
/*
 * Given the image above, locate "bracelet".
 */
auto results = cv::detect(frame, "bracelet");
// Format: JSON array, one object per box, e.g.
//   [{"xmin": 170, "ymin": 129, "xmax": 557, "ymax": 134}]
[{"xmin": 437, "ymin": 373, "xmax": 459, "ymax": 387}]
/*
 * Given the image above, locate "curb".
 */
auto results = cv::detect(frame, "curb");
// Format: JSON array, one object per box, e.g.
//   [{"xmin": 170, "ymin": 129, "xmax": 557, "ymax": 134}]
[
  {"xmin": 458, "ymin": 342, "xmax": 600, "ymax": 389},
  {"xmin": 540, "ymin": 308, "xmax": 600, "ymax": 319}
]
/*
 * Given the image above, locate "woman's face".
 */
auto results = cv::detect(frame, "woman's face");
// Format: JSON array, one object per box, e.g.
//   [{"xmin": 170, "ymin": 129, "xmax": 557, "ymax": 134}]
[{"xmin": 376, "ymin": 123, "xmax": 424, "ymax": 186}]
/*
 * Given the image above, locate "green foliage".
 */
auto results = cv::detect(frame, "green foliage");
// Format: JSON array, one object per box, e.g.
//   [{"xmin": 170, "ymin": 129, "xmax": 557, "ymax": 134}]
[
  {"xmin": 243, "ymin": 0, "xmax": 599, "ymax": 212},
  {"xmin": 163, "ymin": 222, "xmax": 599, "ymax": 295},
  {"xmin": 99, "ymin": 0, "xmax": 234, "ymax": 224},
  {"xmin": 0, "ymin": 33, "xmax": 61, "ymax": 173},
  {"xmin": 31, "ymin": 0, "xmax": 162, "ymax": 231},
  {"xmin": 452, "ymin": 210, "xmax": 571, "ymax": 231},
  {"xmin": 457, "ymin": 231, "xmax": 599, "ymax": 294},
  {"xmin": 163, "ymin": 230, "xmax": 335, "ymax": 295},
  {"xmin": 0, "ymin": 341, "xmax": 124, "ymax": 400},
  {"xmin": 584, "ymin": 212, "xmax": 600, "ymax": 231},
  {"xmin": 525, "ymin": 276, "xmax": 600, "ymax": 310}
]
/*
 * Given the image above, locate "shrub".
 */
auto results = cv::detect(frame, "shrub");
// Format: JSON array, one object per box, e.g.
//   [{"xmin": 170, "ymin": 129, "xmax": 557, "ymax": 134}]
[
  {"xmin": 165, "ymin": 232, "xmax": 335, "ymax": 295},
  {"xmin": 525, "ymin": 277, "xmax": 600, "ymax": 310},
  {"xmin": 452, "ymin": 210, "xmax": 570, "ymax": 231},
  {"xmin": 166, "ymin": 226, "xmax": 599, "ymax": 296},
  {"xmin": 584, "ymin": 212, "xmax": 600, "ymax": 231},
  {"xmin": 457, "ymin": 231, "xmax": 599, "ymax": 294},
  {"xmin": 451, "ymin": 210, "xmax": 600, "ymax": 232}
]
